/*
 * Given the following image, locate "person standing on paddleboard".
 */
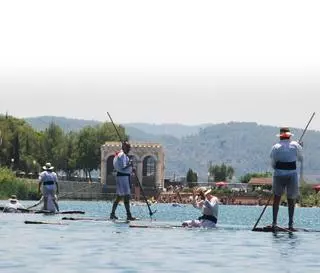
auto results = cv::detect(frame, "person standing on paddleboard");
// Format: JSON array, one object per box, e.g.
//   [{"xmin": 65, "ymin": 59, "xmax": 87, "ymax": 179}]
[
  {"xmin": 110, "ymin": 141, "xmax": 137, "ymax": 221},
  {"xmin": 270, "ymin": 127, "xmax": 303, "ymax": 231},
  {"xmin": 38, "ymin": 162, "xmax": 60, "ymax": 212}
]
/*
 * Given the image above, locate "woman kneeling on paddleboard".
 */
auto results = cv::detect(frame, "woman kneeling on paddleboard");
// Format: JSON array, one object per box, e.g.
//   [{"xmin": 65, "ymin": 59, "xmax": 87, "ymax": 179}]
[{"xmin": 182, "ymin": 187, "xmax": 219, "ymax": 228}]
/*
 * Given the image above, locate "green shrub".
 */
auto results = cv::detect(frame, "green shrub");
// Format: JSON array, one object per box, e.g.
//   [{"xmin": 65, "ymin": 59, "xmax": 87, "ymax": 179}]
[{"xmin": 0, "ymin": 167, "xmax": 39, "ymax": 199}]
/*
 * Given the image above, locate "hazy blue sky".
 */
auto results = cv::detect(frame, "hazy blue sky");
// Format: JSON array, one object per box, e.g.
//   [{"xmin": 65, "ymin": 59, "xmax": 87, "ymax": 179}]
[{"xmin": 1, "ymin": 0, "xmax": 319, "ymax": 130}]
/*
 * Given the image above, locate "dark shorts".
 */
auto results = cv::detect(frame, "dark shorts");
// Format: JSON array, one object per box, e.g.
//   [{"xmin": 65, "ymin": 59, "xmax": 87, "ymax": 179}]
[{"xmin": 272, "ymin": 174, "xmax": 299, "ymax": 199}]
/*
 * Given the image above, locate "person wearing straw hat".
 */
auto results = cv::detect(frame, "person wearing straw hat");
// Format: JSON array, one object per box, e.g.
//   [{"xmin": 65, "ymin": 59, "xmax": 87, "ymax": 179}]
[
  {"xmin": 3, "ymin": 195, "xmax": 25, "ymax": 213},
  {"xmin": 110, "ymin": 141, "xmax": 137, "ymax": 221},
  {"xmin": 270, "ymin": 127, "xmax": 303, "ymax": 231},
  {"xmin": 38, "ymin": 162, "xmax": 60, "ymax": 212},
  {"xmin": 182, "ymin": 187, "xmax": 219, "ymax": 228}
]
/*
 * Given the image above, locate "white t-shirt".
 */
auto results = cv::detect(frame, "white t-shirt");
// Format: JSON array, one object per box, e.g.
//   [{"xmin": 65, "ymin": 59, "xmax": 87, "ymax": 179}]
[{"xmin": 113, "ymin": 150, "xmax": 132, "ymax": 174}]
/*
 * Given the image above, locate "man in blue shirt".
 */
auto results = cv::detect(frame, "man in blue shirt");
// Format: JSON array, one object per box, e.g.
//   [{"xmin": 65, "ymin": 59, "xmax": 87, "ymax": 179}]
[{"xmin": 270, "ymin": 127, "xmax": 303, "ymax": 231}]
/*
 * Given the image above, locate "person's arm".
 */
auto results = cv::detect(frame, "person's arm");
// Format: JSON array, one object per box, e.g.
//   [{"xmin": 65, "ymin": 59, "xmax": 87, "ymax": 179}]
[
  {"xmin": 38, "ymin": 182, "xmax": 42, "ymax": 194},
  {"xmin": 38, "ymin": 173, "xmax": 42, "ymax": 194},
  {"xmin": 297, "ymin": 143, "xmax": 303, "ymax": 162},
  {"xmin": 17, "ymin": 202, "xmax": 25, "ymax": 209},
  {"xmin": 191, "ymin": 190, "xmax": 204, "ymax": 209},
  {"xmin": 55, "ymin": 181, "xmax": 59, "ymax": 195},
  {"xmin": 54, "ymin": 173, "xmax": 59, "ymax": 194}
]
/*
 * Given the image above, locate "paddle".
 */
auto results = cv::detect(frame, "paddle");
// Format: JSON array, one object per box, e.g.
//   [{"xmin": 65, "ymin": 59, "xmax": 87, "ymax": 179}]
[
  {"xmin": 26, "ymin": 198, "xmax": 43, "ymax": 210},
  {"xmin": 251, "ymin": 112, "xmax": 316, "ymax": 231},
  {"xmin": 252, "ymin": 194, "xmax": 272, "ymax": 231},
  {"xmin": 107, "ymin": 112, "xmax": 157, "ymax": 219}
]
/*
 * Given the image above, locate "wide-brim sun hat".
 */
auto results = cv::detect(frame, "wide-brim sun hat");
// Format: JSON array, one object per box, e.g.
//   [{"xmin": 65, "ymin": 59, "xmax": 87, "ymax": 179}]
[
  {"xmin": 196, "ymin": 187, "xmax": 212, "ymax": 196},
  {"xmin": 276, "ymin": 127, "xmax": 294, "ymax": 137},
  {"xmin": 9, "ymin": 194, "xmax": 18, "ymax": 202},
  {"xmin": 42, "ymin": 162, "xmax": 54, "ymax": 170}
]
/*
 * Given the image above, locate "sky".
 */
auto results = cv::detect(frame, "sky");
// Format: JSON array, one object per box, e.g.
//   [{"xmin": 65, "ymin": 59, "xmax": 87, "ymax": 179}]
[{"xmin": 1, "ymin": 0, "xmax": 320, "ymax": 131}]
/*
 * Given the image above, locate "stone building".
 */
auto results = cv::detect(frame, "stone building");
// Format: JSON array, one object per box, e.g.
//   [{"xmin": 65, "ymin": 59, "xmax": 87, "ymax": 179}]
[{"xmin": 100, "ymin": 142, "xmax": 165, "ymax": 200}]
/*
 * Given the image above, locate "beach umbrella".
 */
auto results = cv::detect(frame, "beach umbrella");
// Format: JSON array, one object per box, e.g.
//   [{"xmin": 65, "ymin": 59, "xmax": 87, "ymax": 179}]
[
  {"xmin": 215, "ymin": 181, "xmax": 228, "ymax": 187},
  {"xmin": 313, "ymin": 185, "xmax": 320, "ymax": 192}
]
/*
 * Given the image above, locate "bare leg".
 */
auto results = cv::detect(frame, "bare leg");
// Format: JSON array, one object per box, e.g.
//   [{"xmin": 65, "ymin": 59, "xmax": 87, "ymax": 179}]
[
  {"xmin": 53, "ymin": 199, "xmax": 60, "ymax": 212},
  {"xmin": 43, "ymin": 196, "xmax": 48, "ymax": 210},
  {"xmin": 287, "ymin": 198, "xmax": 296, "ymax": 229},
  {"xmin": 110, "ymin": 195, "xmax": 122, "ymax": 219},
  {"xmin": 272, "ymin": 195, "xmax": 281, "ymax": 227},
  {"xmin": 124, "ymin": 195, "xmax": 136, "ymax": 220}
]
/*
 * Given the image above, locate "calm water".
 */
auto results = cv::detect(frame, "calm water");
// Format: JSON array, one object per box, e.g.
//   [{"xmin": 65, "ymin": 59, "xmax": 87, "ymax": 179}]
[{"xmin": 1, "ymin": 200, "xmax": 320, "ymax": 273}]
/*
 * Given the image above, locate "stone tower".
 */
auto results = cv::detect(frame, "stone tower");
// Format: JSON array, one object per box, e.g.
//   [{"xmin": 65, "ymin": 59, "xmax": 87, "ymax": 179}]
[{"xmin": 101, "ymin": 142, "xmax": 164, "ymax": 199}]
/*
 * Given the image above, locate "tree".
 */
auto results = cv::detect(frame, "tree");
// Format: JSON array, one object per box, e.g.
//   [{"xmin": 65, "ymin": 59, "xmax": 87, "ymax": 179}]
[
  {"xmin": 208, "ymin": 163, "xmax": 234, "ymax": 182},
  {"xmin": 239, "ymin": 171, "xmax": 272, "ymax": 183},
  {"xmin": 186, "ymin": 168, "xmax": 198, "ymax": 188},
  {"xmin": 42, "ymin": 122, "xmax": 66, "ymax": 169}
]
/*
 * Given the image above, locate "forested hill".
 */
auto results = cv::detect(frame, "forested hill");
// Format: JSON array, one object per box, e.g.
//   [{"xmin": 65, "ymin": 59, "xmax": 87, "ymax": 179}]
[
  {"xmin": 25, "ymin": 116, "xmax": 207, "ymax": 138},
  {"xmin": 123, "ymin": 123, "xmax": 211, "ymax": 138},
  {"xmin": 25, "ymin": 116, "xmax": 101, "ymax": 132},
  {"xmin": 25, "ymin": 116, "xmax": 320, "ymax": 179}
]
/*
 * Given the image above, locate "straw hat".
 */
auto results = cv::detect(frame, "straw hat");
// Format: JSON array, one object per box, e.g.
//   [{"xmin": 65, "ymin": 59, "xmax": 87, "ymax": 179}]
[
  {"xmin": 9, "ymin": 194, "xmax": 18, "ymax": 203},
  {"xmin": 42, "ymin": 162, "xmax": 54, "ymax": 170},
  {"xmin": 196, "ymin": 187, "xmax": 212, "ymax": 196}
]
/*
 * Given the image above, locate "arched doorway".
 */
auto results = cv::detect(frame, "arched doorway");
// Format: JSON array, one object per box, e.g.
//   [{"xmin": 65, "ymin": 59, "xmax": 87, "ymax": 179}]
[{"xmin": 142, "ymin": 156, "xmax": 156, "ymax": 188}]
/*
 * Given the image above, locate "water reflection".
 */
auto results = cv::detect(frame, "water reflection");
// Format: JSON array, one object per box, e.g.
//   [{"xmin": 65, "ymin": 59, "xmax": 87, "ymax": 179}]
[{"xmin": 272, "ymin": 232, "xmax": 300, "ymax": 257}]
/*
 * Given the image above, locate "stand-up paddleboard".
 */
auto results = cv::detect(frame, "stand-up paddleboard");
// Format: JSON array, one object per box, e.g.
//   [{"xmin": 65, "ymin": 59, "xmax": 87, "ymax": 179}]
[
  {"xmin": 252, "ymin": 226, "xmax": 291, "ymax": 232},
  {"xmin": 0, "ymin": 206, "xmax": 85, "ymax": 214},
  {"xmin": 35, "ymin": 210, "xmax": 85, "ymax": 215},
  {"xmin": 129, "ymin": 221, "xmax": 183, "ymax": 229},
  {"xmin": 24, "ymin": 220, "xmax": 68, "ymax": 225},
  {"xmin": 61, "ymin": 216, "xmax": 130, "ymax": 223},
  {"xmin": 252, "ymin": 225, "xmax": 319, "ymax": 233},
  {"xmin": 0, "ymin": 206, "xmax": 33, "ymax": 213},
  {"xmin": 129, "ymin": 224, "xmax": 183, "ymax": 229},
  {"xmin": 129, "ymin": 223, "xmax": 320, "ymax": 232}
]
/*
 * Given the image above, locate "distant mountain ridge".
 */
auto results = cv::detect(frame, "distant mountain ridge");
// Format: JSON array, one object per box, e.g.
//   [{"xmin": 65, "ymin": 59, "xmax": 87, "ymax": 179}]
[
  {"xmin": 25, "ymin": 116, "xmax": 101, "ymax": 132},
  {"xmin": 24, "ymin": 116, "xmax": 320, "ymax": 180},
  {"xmin": 123, "ymin": 123, "xmax": 212, "ymax": 138},
  {"xmin": 25, "ymin": 116, "xmax": 203, "ymax": 138}
]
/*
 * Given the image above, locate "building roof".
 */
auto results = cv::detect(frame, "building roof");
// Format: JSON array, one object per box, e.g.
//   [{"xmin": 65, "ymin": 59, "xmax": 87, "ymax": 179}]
[
  {"xmin": 102, "ymin": 141, "xmax": 162, "ymax": 148},
  {"xmin": 248, "ymin": 177, "xmax": 272, "ymax": 186}
]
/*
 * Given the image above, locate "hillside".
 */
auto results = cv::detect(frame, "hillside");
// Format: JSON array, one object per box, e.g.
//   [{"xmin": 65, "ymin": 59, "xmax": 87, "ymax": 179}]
[
  {"xmin": 122, "ymin": 123, "xmax": 211, "ymax": 138},
  {"xmin": 24, "ymin": 116, "xmax": 320, "ymax": 179},
  {"xmin": 25, "ymin": 116, "xmax": 101, "ymax": 132}
]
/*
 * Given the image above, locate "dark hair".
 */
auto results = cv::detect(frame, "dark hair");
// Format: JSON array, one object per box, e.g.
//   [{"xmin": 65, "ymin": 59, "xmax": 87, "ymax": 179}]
[{"xmin": 122, "ymin": 141, "xmax": 131, "ymax": 150}]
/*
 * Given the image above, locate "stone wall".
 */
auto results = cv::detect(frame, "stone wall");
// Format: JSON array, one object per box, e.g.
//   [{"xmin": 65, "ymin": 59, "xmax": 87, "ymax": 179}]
[
  {"xmin": 100, "ymin": 142, "xmax": 165, "ymax": 197},
  {"xmin": 58, "ymin": 181, "xmax": 108, "ymax": 200}
]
